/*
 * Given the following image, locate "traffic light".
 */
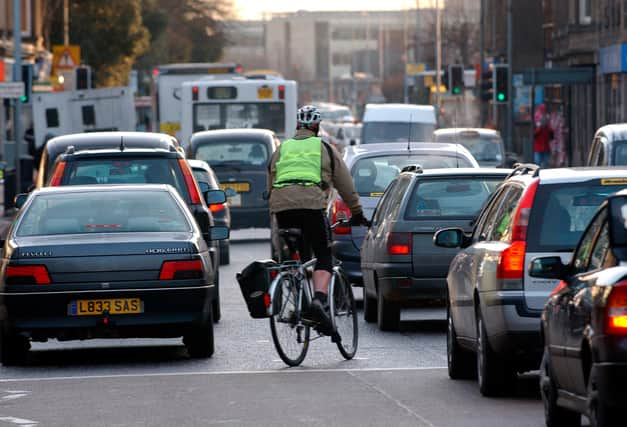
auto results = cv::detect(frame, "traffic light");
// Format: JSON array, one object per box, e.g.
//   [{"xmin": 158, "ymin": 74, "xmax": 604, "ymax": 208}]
[
  {"xmin": 440, "ymin": 68, "xmax": 449, "ymax": 92},
  {"xmin": 75, "ymin": 66, "xmax": 92, "ymax": 90},
  {"xmin": 448, "ymin": 65, "xmax": 464, "ymax": 95},
  {"xmin": 20, "ymin": 64, "xmax": 33, "ymax": 103},
  {"xmin": 480, "ymin": 68, "xmax": 493, "ymax": 101},
  {"xmin": 494, "ymin": 64, "xmax": 509, "ymax": 103}
]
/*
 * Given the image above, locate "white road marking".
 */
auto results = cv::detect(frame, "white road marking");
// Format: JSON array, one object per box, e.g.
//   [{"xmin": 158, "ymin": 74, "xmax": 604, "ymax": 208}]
[
  {"xmin": 0, "ymin": 391, "xmax": 30, "ymax": 401},
  {"xmin": 0, "ymin": 416, "xmax": 38, "ymax": 425},
  {"xmin": 0, "ymin": 366, "xmax": 447, "ymax": 383}
]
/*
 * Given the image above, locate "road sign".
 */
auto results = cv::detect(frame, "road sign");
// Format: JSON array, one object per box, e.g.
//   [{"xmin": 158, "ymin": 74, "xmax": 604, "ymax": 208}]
[
  {"xmin": 406, "ymin": 63, "xmax": 426, "ymax": 76},
  {"xmin": 0, "ymin": 82, "xmax": 25, "ymax": 98},
  {"xmin": 52, "ymin": 45, "xmax": 80, "ymax": 71}
]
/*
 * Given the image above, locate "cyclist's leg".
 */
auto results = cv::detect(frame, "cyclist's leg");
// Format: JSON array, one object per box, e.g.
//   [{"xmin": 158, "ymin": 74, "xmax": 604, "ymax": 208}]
[{"xmin": 302, "ymin": 209, "xmax": 333, "ymax": 298}]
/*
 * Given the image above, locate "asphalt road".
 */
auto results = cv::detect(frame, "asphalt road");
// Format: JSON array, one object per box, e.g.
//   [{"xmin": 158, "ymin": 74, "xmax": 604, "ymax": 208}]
[{"xmin": 0, "ymin": 239, "xmax": 554, "ymax": 426}]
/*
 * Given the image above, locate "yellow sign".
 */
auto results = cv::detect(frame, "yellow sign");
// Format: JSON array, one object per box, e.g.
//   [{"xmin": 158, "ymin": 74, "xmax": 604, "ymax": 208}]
[
  {"xmin": 52, "ymin": 45, "xmax": 80, "ymax": 71},
  {"xmin": 220, "ymin": 182, "xmax": 251, "ymax": 193},
  {"xmin": 601, "ymin": 178, "xmax": 627, "ymax": 186},
  {"xmin": 73, "ymin": 298, "xmax": 142, "ymax": 315},
  {"xmin": 406, "ymin": 63, "xmax": 426, "ymax": 76},
  {"xmin": 257, "ymin": 86, "xmax": 273, "ymax": 99},
  {"xmin": 160, "ymin": 122, "xmax": 181, "ymax": 136}
]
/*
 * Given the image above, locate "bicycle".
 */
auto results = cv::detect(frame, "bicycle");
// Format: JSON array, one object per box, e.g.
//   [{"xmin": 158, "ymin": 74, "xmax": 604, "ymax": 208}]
[{"xmin": 267, "ymin": 221, "xmax": 358, "ymax": 367}]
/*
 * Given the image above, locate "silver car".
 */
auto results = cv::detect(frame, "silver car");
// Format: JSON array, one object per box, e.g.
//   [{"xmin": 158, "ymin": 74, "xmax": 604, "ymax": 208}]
[
  {"xmin": 433, "ymin": 128, "xmax": 516, "ymax": 168},
  {"xmin": 328, "ymin": 142, "xmax": 479, "ymax": 287}
]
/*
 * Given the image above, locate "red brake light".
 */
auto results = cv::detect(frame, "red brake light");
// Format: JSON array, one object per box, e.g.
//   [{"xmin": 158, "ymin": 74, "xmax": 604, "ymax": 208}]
[
  {"xmin": 159, "ymin": 260, "xmax": 203, "ymax": 280},
  {"xmin": 192, "ymin": 86, "xmax": 199, "ymax": 101},
  {"xmin": 236, "ymin": 65, "xmax": 243, "ymax": 74},
  {"xmin": 152, "ymin": 67, "xmax": 160, "ymax": 76},
  {"xmin": 6, "ymin": 265, "xmax": 51, "ymax": 285},
  {"xmin": 387, "ymin": 232, "xmax": 412, "ymax": 255},
  {"xmin": 209, "ymin": 203, "xmax": 226, "ymax": 213},
  {"xmin": 49, "ymin": 161, "xmax": 66, "ymax": 186},
  {"xmin": 496, "ymin": 241, "xmax": 526, "ymax": 279},
  {"xmin": 278, "ymin": 85, "xmax": 285, "ymax": 99},
  {"xmin": 178, "ymin": 159, "xmax": 202, "ymax": 205},
  {"xmin": 606, "ymin": 281, "xmax": 627, "ymax": 334},
  {"xmin": 332, "ymin": 199, "xmax": 351, "ymax": 234},
  {"xmin": 511, "ymin": 179, "xmax": 539, "ymax": 242}
]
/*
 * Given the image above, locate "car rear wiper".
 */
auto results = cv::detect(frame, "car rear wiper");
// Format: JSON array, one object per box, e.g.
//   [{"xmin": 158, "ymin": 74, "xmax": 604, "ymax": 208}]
[{"xmin": 211, "ymin": 162, "xmax": 242, "ymax": 171}]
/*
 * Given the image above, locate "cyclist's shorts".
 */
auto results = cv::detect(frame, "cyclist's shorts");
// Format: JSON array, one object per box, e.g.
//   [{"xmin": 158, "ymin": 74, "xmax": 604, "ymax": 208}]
[{"xmin": 275, "ymin": 209, "xmax": 333, "ymax": 273}]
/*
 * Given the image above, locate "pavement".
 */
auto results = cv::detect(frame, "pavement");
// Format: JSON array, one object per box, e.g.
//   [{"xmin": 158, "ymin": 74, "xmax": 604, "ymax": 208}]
[{"xmin": 0, "ymin": 182, "xmax": 15, "ymax": 238}]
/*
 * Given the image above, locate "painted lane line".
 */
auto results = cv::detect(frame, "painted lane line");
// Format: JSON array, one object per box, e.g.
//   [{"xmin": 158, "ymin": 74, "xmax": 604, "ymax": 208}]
[
  {"xmin": 0, "ymin": 366, "xmax": 447, "ymax": 383},
  {"xmin": 0, "ymin": 391, "xmax": 30, "ymax": 401},
  {"xmin": 0, "ymin": 416, "xmax": 38, "ymax": 425}
]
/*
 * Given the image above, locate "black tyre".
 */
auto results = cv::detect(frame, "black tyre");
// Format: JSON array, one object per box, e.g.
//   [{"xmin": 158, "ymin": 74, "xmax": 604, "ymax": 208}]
[
  {"xmin": 363, "ymin": 291, "xmax": 377, "ymax": 323},
  {"xmin": 212, "ymin": 270, "xmax": 221, "ymax": 323},
  {"xmin": 270, "ymin": 273, "xmax": 310, "ymax": 367},
  {"xmin": 0, "ymin": 329, "xmax": 29, "ymax": 366},
  {"xmin": 447, "ymin": 304, "xmax": 476, "ymax": 380},
  {"xmin": 219, "ymin": 241, "xmax": 230, "ymax": 265},
  {"xmin": 540, "ymin": 347, "xmax": 581, "ymax": 427},
  {"xmin": 331, "ymin": 270, "xmax": 358, "ymax": 359},
  {"xmin": 184, "ymin": 310, "xmax": 215, "ymax": 358},
  {"xmin": 588, "ymin": 368, "xmax": 620, "ymax": 427},
  {"xmin": 377, "ymin": 291, "xmax": 400, "ymax": 331},
  {"xmin": 476, "ymin": 314, "xmax": 516, "ymax": 396}
]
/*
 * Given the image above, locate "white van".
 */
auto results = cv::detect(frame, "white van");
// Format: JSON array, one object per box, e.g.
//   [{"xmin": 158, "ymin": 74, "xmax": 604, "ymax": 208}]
[{"xmin": 361, "ymin": 103, "xmax": 437, "ymax": 144}]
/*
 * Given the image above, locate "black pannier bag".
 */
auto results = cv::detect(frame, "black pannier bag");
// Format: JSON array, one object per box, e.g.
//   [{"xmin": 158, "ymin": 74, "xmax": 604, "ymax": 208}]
[{"xmin": 236, "ymin": 259, "xmax": 279, "ymax": 318}]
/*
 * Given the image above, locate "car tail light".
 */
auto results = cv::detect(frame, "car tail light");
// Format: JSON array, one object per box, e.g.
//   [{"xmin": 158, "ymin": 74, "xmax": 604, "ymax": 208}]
[
  {"xmin": 605, "ymin": 281, "xmax": 627, "ymax": 334},
  {"xmin": 511, "ymin": 179, "xmax": 539, "ymax": 241},
  {"xmin": 332, "ymin": 198, "xmax": 351, "ymax": 234},
  {"xmin": 387, "ymin": 232, "xmax": 412, "ymax": 255},
  {"xmin": 236, "ymin": 65, "xmax": 243, "ymax": 74},
  {"xmin": 159, "ymin": 260, "xmax": 203, "ymax": 280},
  {"xmin": 192, "ymin": 86, "xmax": 199, "ymax": 101},
  {"xmin": 209, "ymin": 203, "xmax": 226, "ymax": 213},
  {"xmin": 49, "ymin": 161, "xmax": 66, "ymax": 186},
  {"xmin": 6, "ymin": 265, "xmax": 51, "ymax": 285},
  {"xmin": 178, "ymin": 159, "xmax": 202, "ymax": 205},
  {"xmin": 278, "ymin": 85, "xmax": 285, "ymax": 99},
  {"xmin": 496, "ymin": 241, "xmax": 526, "ymax": 279}
]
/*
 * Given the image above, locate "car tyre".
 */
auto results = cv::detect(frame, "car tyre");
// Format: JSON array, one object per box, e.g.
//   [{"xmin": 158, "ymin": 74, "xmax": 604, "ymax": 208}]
[
  {"xmin": 212, "ymin": 270, "xmax": 221, "ymax": 323},
  {"xmin": 219, "ymin": 241, "xmax": 230, "ymax": 265},
  {"xmin": 0, "ymin": 329, "xmax": 30, "ymax": 366},
  {"xmin": 476, "ymin": 313, "xmax": 516, "ymax": 396},
  {"xmin": 377, "ymin": 290, "xmax": 400, "ymax": 331},
  {"xmin": 363, "ymin": 291, "xmax": 377, "ymax": 323},
  {"xmin": 540, "ymin": 347, "xmax": 581, "ymax": 427},
  {"xmin": 184, "ymin": 312, "xmax": 215, "ymax": 359},
  {"xmin": 447, "ymin": 304, "xmax": 476, "ymax": 380},
  {"xmin": 588, "ymin": 368, "xmax": 619, "ymax": 427}
]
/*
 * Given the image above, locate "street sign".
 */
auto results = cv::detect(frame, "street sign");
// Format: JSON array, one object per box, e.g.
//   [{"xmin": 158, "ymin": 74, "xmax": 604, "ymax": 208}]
[
  {"xmin": 406, "ymin": 63, "xmax": 426, "ymax": 76},
  {"xmin": 522, "ymin": 68, "xmax": 594, "ymax": 85},
  {"xmin": 52, "ymin": 45, "xmax": 80, "ymax": 71},
  {"xmin": 0, "ymin": 82, "xmax": 25, "ymax": 98}
]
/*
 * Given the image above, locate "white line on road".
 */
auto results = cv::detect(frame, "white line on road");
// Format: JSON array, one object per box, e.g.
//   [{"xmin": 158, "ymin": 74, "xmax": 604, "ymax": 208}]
[
  {"xmin": 0, "ymin": 416, "xmax": 38, "ymax": 426},
  {"xmin": 0, "ymin": 366, "xmax": 446, "ymax": 383}
]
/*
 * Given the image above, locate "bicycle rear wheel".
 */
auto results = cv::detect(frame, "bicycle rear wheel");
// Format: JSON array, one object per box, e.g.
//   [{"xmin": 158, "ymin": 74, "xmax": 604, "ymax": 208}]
[
  {"xmin": 270, "ymin": 272, "xmax": 310, "ymax": 367},
  {"xmin": 330, "ymin": 269, "xmax": 358, "ymax": 359}
]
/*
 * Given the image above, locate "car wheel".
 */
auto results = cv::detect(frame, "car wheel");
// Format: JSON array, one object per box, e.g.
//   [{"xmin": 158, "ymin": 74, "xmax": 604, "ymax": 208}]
[
  {"xmin": 377, "ymin": 290, "xmax": 400, "ymax": 331},
  {"xmin": 0, "ymin": 329, "xmax": 30, "ymax": 366},
  {"xmin": 540, "ymin": 347, "xmax": 581, "ymax": 427},
  {"xmin": 363, "ymin": 290, "xmax": 377, "ymax": 323},
  {"xmin": 212, "ymin": 270, "xmax": 221, "ymax": 323},
  {"xmin": 184, "ymin": 312, "xmax": 215, "ymax": 359},
  {"xmin": 447, "ymin": 304, "xmax": 476, "ymax": 380},
  {"xmin": 219, "ymin": 241, "xmax": 230, "ymax": 265},
  {"xmin": 588, "ymin": 368, "xmax": 619, "ymax": 427},
  {"xmin": 476, "ymin": 313, "xmax": 516, "ymax": 396}
]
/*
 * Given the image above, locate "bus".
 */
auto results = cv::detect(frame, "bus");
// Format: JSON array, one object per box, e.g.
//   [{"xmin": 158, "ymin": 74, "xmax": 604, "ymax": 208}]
[
  {"xmin": 180, "ymin": 75, "xmax": 297, "ymax": 147},
  {"xmin": 151, "ymin": 63, "xmax": 242, "ymax": 141}
]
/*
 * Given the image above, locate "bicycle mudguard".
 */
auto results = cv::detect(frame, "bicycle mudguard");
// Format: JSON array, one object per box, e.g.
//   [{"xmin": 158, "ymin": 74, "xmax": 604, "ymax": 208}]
[{"xmin": 236, "ymin": 260, "xmax": 279, "ymax": 319}]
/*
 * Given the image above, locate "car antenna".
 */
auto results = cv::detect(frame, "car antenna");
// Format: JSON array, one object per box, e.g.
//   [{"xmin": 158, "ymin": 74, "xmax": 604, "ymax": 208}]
[
  {"xmin": 120, "ymin": 136, "xmax": 125, "ymax": 152},
  {"xmin": 407, "ymin": 114, "xmax": 413, "ymax": 154}
]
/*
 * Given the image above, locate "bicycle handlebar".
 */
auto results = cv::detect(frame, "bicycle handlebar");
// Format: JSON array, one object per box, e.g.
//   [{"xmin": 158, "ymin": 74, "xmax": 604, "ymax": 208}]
[{"xmin": 330, "ymin": 219, "xmax": 350, "ymax": 230}]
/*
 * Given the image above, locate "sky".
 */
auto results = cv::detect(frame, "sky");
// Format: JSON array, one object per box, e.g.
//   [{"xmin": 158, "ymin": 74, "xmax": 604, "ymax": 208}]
[{"xmin": 234, "ymin": 0, "xmax": 441, "ymax": 20}]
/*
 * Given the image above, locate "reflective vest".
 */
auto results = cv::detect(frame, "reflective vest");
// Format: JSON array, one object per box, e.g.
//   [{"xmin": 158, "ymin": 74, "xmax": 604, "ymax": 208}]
[{"xmin": 273, "ymin": 137, "xmax": 322, "ymax": 188}]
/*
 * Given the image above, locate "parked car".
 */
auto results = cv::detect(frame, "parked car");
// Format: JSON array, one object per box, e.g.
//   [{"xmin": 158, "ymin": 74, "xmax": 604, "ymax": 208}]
[
  {"xmin": 361, "ymin": 167, "xmax": 510, "ymax": 331},
  {"xmin": 2, "ymin": 185, "xmax": 228, "ymax": 365},
  {"xmin": 188, "ymin": 129, "xmax": 280, "ymax": 229},
  {"xmin": 585, "ymin": 123, "xmax": 627, "ymax": 166},
  {"xmin": 434, "ymin": 165, "xmax": 627, "ymax": 396},
  {"xmin": 43, "ymin": 132, "xmax": 224, "ymax": 322},
  {"xmin": 432, "ymin": 128, "xmax": 516, "ymax": 168},
  {"xmin": 361, "ymin": 104, "xmax": 437, "ymax": 145},
  {"xmin": 531, "ymin": 190, "xmax": 627, "ymax": 427},
  {"xmin": 329, "ymin": 142, "xmax": 479, "ymax": 287},
  {"xmin": 188, "ymin": 159, "xmax": 231, "ymax": 265}
]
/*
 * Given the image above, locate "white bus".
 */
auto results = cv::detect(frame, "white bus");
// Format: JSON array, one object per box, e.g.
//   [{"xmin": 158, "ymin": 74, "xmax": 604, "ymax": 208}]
[
  {"xmin": 151, "ymin": 63, "xmax": 242, "ymax": 141},
  {"xmin": 180, "ymin": 76, "xmax": 297, "ymax": 147}
]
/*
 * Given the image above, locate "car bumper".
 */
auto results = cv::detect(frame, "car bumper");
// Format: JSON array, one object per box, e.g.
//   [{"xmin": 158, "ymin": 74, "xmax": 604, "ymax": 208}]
[
  {"xmin": 332, "ymin": 240, "xmax": 362, "ymax": 285},
  {"xmin": 377, "ymin": 263, "xmax": 446, "ymax": 303},
  {"xmin": 0, "ymin": 284, "xmax": 215, "ymax": 340},
  {"xmin": 230, "ymin": 207, "xmax": 269, "ymax": 229},
  {"xmin": 591, "ymin": 363, "xmax": 627, "ymax": 407}
]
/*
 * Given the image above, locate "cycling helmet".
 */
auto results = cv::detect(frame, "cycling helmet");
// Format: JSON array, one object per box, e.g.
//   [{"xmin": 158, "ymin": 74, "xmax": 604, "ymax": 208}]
[{"xmin": 297, "ymin": 105, "xmax": 322, "ymax": 127}]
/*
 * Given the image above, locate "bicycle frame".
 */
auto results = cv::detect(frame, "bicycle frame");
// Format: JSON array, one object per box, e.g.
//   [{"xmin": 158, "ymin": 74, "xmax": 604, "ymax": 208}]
[{"xmin": 267, "ymin": 258, "xmax": 317, "ymax": 319}]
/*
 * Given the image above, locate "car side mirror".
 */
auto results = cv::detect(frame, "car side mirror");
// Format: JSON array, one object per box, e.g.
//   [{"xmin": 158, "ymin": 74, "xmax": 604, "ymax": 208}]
[
  {"xmin": 204, "ymin": 226, "xmax": 229, "ymax": 242},
  {"xmin": 528, "ymin": 256, "xmax": 565, "ymax": 279},
  {"xmin": 197, "ymin": 181, "xmax": 210, "ymax": 194},
  {"xmin": 350, "ymin": 139, "xmax": 356, "ymax": 146},
  {"xmin": 14, "ymin": 193, "xmax": 28, "ymax": 209},
  {"xmin": 205, "ymin": 189, "xmax": 226, "ymax": 205},
  {"xmin": 433, "ymin": 228, "xmax": 465, "ymax": 248}
]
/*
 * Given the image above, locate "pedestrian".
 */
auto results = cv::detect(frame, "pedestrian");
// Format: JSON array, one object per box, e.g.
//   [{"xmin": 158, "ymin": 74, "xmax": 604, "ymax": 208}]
[{"xmin": 533, "ymin": 109, "xmax": 553, "ymax": 168}]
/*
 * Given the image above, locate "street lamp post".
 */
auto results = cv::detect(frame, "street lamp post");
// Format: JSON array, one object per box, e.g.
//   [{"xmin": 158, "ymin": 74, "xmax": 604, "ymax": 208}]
[{"xmin": 13, "ymin": 0, "xmax": 22, "ymax": 196}]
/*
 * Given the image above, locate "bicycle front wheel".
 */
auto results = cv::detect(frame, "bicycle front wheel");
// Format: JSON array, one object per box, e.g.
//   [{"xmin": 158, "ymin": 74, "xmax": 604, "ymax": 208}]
[
  {"xmin": 270, "ymin": 272, "xmax": 310, "ymax": 367},
  {"xmin": 330, "ymin": 269, "xmax": 358, "ymax": 359}
]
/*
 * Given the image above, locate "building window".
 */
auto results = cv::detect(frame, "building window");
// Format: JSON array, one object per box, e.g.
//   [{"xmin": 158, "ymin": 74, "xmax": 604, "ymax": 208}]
[
  {"xmin": 624, "ymin": 0, "xmax": 627, "ymax": 28},
  {"xmin": 579, "ymin": 0, "xmax": 592, "ymax": 24}
]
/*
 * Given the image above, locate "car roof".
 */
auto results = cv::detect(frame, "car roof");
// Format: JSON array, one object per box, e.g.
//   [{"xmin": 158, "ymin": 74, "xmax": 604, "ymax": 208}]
[
  {"xmin": 405, "ymin": 167, "xmax": 513, "ymax": 178},
  {"xmin": 189, "ymin": 129, "xmax": 275, "ymax": 147},
  {"xmin": 433, "ymin": 128, "xmax": 501, "ymax": 138},
  {"xmin": 59, "ymin": 147, "xmax": 179, "ymax": 158},
  {"xmin": 595, "ymin": 124, "xmax": 627, "ymax": 142},
  {"xmin": 506, "ymin": 167, "xmax": 627, "ymax": 185},
  {"xmin": 45, "ymin": 132, "xmax": 179, "ymax": 159},
  {"xmin": 363, "ymin": 104, "xmax": 436, "ymax": 123},
  {"xmin": 33, "ymin": 184, "xmax": 174, "ymax": 195},
  {"xmin": 187, "ymin": 159, "xmax": 211, "ymax": 172},
  {"xmin": 344, "ymin": 142, "xmax": 478, "ymax": 166}
]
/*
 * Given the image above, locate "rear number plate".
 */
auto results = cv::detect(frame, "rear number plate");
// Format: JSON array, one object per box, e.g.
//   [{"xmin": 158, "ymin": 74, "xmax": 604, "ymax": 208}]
[
  {"xmin": 220, "ymin": 182, "xmax": 250, "ymax": 193},
  {"xmin": 69, "ymin": 298, "xmax": 143, "ymax": 316}
]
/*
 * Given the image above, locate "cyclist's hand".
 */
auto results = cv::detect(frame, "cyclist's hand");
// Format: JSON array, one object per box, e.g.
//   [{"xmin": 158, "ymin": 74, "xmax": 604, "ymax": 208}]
[{"xmin": 349, "ymin": 212, "xmax": 371, "ymax": 227}]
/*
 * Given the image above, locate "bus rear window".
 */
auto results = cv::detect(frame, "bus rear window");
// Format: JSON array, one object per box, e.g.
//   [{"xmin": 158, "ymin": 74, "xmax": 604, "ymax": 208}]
[{"xmin": 193, "ymin": 103, "xmax": 285, "ymax": 135}]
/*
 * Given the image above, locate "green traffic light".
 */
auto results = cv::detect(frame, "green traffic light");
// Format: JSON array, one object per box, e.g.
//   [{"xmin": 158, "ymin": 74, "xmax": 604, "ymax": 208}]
[
  {"xmin": 497, "ymin": 93, "xmax": 506, "ymax": 102},
  {"xmin": 19, "ymin": 95, "xmax": 27, "ymax": 103},
  {"xmin": 452, "ymin": 87, "xmax": 460, "ymax": 95}
]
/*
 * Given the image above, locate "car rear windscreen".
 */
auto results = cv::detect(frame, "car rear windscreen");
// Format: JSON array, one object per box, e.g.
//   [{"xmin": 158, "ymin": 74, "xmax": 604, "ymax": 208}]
[
  {"xmin": 195, "ymin": 141, "xmax": 269, "ymax": 167},
  {"xmin": 352, "ymin": 154, "xmax": 474, "ymax": 196},
  {"xmin": 612, "ymin": 141, "xmax": 627, "ymax": 165},
  {"xmin": 362, "ymin": 122, "xmax": 435, "ymax": 144},
  {"xmin": 405, "ymin": 177, "xmax": 504, "ymax": 219},
  {"xmin": 527, "ymin": 180, "xmax": 627, "ymax": 252},
  {"xmin": 435, "ymin": 133, "xmax": 503, "ymax": 165},
  {"xmin": 17, "ymin": 191, "xmax": 190, "ymax": 236}
]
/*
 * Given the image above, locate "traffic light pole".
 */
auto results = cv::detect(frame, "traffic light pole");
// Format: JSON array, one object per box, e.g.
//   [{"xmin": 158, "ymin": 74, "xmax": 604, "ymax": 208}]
[
  {"xmin": 506, "ymin": 0, "xmax": 513, "ymax": 153},
  {"xmin": 13, "ymin": 0, "xmax": 22, "ymax": 196},
  {"xmin": 479, "ymin": 0, "xmax": 485, "ymax": 126}
]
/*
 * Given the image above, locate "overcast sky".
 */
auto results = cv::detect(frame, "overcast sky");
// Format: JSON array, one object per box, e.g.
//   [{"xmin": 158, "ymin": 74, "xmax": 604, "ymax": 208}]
[{"xmin": 234, "ymin": 0, "xmax": 439, "ymax": 20}]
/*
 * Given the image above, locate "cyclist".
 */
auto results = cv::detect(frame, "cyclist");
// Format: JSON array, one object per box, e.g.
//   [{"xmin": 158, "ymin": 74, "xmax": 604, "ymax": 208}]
[{"xmin": 268, "ymin": 105, "xmax": 368, "ymax": 336}]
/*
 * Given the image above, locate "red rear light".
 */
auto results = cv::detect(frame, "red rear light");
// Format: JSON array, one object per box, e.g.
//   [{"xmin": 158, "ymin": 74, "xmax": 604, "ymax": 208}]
[
  {"xmin": 152, "ymin": 67, "xmax": 160, "ymax": 76},
  {"xmin": 278, "ymin": 85, "xmax": 285, "ymax": 99},
  {"xmin": 387, "ymin": 232, "xmax": 412, "ymax": 255},
  {"xmin": 236, "ymin": 65, "xmax": 243, "ymax": 74},
  {"xmin": 551, "ymin": 280, "xmax": 568, "ymax": 296},
  {"xmin": 606, "ymin": 281, "xmax": 627, "ymax": 334},
  {"xmin": 192, "ymin": 86, "xmax": 199, "ymax": 101},
  {"xmin": 6, "ymin": 265, "xmax": 51, "ymax": 285},
  {"xmin": 511, "ymin": 179, "xmax": 539, "ymax": 241},
  {"xmin": 159, "ymin": 260, "xmax": 203, "ymax": 280},
  {"xmin": 332, "ymin": 199, "xmax": 351, "ymax": 234},
  {"xmin": 178, "ymin": 159, "xmax": 202, "ymax": 205},
  {"xmin": 49, "ymin": 161, "xmax": 66, "ymax": 186},
  {"xmin": 496, "ymin": 241, "xmax": 526, "ymax": 279},
  {"xmin": 209, "ymin": 203, "xmax": 226, "ymax": 213}
]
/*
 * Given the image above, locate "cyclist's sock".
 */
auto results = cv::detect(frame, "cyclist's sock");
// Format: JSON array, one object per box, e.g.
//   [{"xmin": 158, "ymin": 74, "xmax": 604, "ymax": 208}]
[{"xmin": 314, "ymin": 291, "xmax": 327, "ymax": 305}]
